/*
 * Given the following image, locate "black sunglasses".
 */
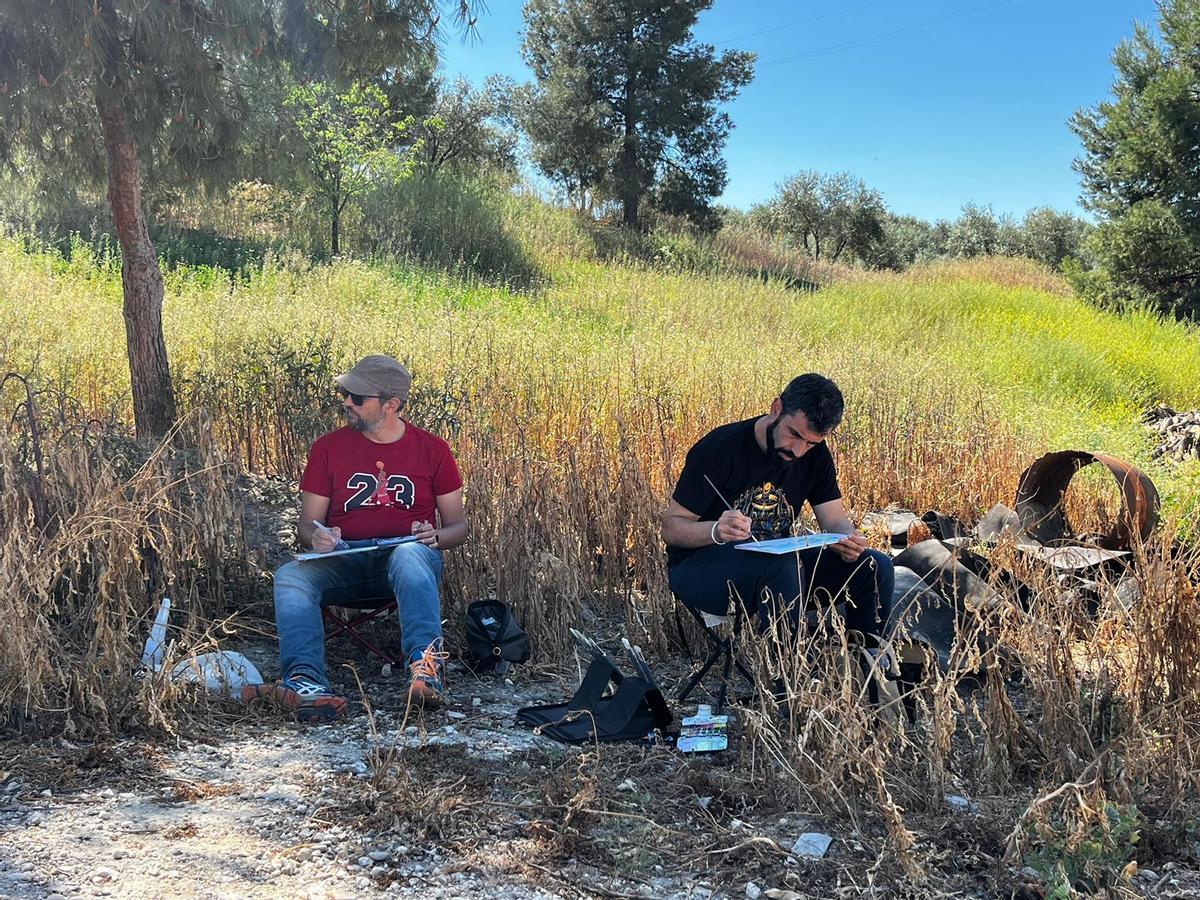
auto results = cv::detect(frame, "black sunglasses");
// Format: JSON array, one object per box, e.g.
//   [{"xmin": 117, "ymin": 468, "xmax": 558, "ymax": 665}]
[{"xmin": 338, "ymin": 387, "xmax": 381, "ymax": 406}]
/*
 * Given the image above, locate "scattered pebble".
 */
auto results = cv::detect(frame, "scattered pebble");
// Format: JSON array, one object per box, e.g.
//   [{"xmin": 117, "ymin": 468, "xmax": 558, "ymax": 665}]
[
  {"xmin": 90, "ymin": 866, "xmax": 119, "ymax": 884},
  {"xmin": 745, "ymin": 881, "xmax": 762, "ymax": 899}
]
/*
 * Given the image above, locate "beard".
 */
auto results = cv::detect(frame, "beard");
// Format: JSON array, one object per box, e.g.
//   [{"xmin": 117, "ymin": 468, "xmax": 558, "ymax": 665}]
[
  {"xmin": 765, "ymin": 418, "xmax": 795, "ymax": 463},
  {"xmin": 345, "ymin": 406, "xmax": 384, "ymax": 434}
]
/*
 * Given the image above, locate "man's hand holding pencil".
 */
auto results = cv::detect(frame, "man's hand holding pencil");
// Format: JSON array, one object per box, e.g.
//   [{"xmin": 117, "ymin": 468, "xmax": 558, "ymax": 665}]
[{"xmin": 311, "ymin": 519, "xmax": 347, "ymax": 553}]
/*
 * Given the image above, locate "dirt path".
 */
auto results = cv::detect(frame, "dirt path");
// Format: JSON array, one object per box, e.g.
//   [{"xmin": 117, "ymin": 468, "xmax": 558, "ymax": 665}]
[{"xmin": 0, "ymin": 640, "xmax": 719, "ymax": 900}]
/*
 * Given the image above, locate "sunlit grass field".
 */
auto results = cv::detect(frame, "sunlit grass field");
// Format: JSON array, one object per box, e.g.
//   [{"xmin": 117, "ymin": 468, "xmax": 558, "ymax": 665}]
[{"xmin": 3, "ymin": 230, "xmax": 1198, "ymax": 521}]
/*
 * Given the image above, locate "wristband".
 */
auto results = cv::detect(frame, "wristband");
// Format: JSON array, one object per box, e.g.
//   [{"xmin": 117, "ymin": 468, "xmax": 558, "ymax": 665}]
[{"xmin": 710, "ymin": 521, "xmax": 727, "ymax": 545}]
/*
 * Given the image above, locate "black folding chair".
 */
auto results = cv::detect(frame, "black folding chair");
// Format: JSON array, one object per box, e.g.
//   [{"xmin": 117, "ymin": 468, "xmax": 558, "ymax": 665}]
[{"xmin": 674, "ymin": 600, "xmax": 755, "ymax": 715}]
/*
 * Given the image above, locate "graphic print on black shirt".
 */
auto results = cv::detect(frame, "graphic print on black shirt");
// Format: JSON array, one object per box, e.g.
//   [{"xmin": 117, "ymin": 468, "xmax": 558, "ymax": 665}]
[
  {"xmin": 733, "ymin": 481, "xmax": 795, "ymax": 541},
  {"xmin": 666, "ymin": 416, "xmax": 842, "ymax": 567}
]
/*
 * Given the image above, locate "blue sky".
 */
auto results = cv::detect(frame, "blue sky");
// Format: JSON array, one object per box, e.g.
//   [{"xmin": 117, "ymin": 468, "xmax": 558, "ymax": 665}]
[{"xmin": 439, "ymin": 1, "xmax": 1158, "ymax": 222}]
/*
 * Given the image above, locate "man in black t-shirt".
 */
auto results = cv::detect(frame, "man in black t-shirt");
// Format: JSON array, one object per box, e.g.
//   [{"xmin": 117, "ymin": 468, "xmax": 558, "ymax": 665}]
[{"xmin": 662, "ymin": 374, "xmax": 894, "ymax": 640}]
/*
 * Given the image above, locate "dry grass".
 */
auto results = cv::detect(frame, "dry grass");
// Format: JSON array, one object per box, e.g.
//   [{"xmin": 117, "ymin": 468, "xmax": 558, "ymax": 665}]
[
  {"xmin": 0, "ymin": 399, "xmax": 246, "ymax": 736},
  {"xmin": 723, "ymin": 527, "xmax": 1200, "ymax": 891},
  {"xmin": 2, "ymin": 228, "xmax": 1200, "ymax": 891}
]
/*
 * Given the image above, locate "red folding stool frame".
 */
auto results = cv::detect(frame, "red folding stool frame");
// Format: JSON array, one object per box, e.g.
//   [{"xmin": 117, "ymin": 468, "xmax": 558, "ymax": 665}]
[{"xmin": 321, "ymin": 594, "xmax": 402, "ymax": 666}]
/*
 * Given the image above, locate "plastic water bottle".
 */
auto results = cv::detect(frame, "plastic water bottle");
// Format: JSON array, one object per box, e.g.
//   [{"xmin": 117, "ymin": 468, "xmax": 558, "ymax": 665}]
[{"xmin": 142, "ymin": 597, "xmax": 172, "ymax": 671}]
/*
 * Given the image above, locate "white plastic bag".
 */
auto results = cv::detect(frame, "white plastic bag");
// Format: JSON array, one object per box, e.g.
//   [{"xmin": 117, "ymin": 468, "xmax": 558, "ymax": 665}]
[
  {"xmin": 141, "ymin": 597, "xmax": 263, "ymax": 699},
  {"xmin": 170, "ymin": 651, "xmax": 263, "ymax": 700}
]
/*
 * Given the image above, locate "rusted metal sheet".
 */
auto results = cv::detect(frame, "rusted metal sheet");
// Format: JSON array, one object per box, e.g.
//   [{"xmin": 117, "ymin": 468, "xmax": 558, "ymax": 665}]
[
  {"xmin": 1014, "ymin": 451, "xmax": 1159, "ymax": 550},
  {"xmin": 1017, "ymin": 544, "xmax": 1129, "ymax": 570}
]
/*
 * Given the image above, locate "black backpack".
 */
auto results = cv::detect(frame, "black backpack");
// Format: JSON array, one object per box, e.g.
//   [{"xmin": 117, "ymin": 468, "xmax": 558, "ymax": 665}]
[{"xmin": 464, "ymin": 600, "xmax": 530, "ymax": 672}]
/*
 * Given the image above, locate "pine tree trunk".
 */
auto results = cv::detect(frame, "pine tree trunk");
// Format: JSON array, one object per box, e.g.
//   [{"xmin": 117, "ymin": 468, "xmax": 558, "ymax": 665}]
[
  {"xmin": 621, "ymin": 8, "xmax": 640, "ymax": 228},
  {"xmin": 331, "ymin": 200, "xmax": 341, "ymax": 256},
  {"xmin": 95, "ymin": 94, "xmax": 176, "ymax": 439}
]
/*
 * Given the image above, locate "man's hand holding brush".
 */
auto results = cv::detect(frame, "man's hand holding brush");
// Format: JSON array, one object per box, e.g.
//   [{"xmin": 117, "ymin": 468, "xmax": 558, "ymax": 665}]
[{"xmin": 710, "ymin": 508, "xmax": 752, "ymax": 545}]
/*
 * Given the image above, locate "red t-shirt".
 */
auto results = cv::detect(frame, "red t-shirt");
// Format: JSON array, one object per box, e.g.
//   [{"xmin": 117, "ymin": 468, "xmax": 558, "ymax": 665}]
[{"xmin": 299, "ymin": 423, "xmax": 463, "ymax": 541}]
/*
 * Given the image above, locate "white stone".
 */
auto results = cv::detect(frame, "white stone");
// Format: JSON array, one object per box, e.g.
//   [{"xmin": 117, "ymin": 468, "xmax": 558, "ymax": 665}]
[
  {"xmin": 367, "ymin": 850, "xmax": 389, "ymax": 862},
  {"xmin": 745, "ymin": 882, "xmax": 762, "ymax": 899},
  {"xmin": 791, "ymin": 832, "xmax": 833, "ymax": 858},
  {"xmin": 357, "ymin": 856, "xmax": 372, "ymax": 868}
]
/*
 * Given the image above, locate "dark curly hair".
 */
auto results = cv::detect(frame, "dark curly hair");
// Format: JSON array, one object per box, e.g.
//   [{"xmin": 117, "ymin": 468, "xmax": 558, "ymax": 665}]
[{"xmin": 779, "ymin": 373, "xmax": 844, "ymax": 434}]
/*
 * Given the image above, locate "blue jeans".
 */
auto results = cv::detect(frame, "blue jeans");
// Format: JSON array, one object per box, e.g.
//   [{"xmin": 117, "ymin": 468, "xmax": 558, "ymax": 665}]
[
  {"xmin": 669, "ymin": 544, "xmax": 895, "ymax": 642},
  {"xmin": 273, "ymin": 542, "xmax": 444, "ymax": 686}
]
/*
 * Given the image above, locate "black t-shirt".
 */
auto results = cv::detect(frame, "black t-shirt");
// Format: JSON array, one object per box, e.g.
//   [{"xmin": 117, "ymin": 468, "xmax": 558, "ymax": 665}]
[{"xmin": 666, "ymin": 417, "xmax": 842, "ymax": 567}]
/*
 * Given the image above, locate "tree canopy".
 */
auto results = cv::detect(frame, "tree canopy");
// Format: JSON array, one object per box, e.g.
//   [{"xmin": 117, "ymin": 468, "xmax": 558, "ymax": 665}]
[
  {"xmin": 411, "ymin": 77, "xmax": 518, "ymax": 178},
  {"xmin": 519, "ymin": 0, "xmax": 754, "ymax": 228},
  {"xmin": 1070, "ymin": 0, "xmax": 1200, "ymax": 318},
  {"xmin": 0, "ymin": 0, "xmax": 476, "ymax": 436},
  {"xmin": 755, "ymin": 171, "xmax": 887, "ymax": 263},
  {"xmin": 286, "ymin": 81, "xmax": 409, "ymax": 255}
]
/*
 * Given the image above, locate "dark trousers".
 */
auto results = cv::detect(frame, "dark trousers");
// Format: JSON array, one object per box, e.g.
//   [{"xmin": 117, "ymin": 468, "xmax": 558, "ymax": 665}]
[{"xmin": 668, "ymin": 543, "xmax": 895, "ymax": 642}]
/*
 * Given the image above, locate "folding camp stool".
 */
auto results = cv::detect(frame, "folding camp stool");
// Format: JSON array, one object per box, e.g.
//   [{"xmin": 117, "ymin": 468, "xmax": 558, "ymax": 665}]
[
  {"xmin": 320, "ymin": 588, "xmax": 401, "ymax": 667},
  {"xmin": 674, "ymin": 603, "xmax": 755, "ymax": 715}
]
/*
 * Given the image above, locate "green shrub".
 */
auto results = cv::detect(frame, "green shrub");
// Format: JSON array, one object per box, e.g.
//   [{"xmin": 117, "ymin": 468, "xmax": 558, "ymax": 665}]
[
  {"xmin": 1026, "ymin": 803, "xmax": 1140, "ymax": 896},
  {"xmin": 352, "ymin": 173, "xmax": 542, "ymax": 289}
]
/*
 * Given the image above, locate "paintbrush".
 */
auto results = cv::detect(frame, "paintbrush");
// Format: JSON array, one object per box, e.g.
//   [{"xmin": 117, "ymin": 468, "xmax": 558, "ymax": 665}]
[{"xmin": 703, "ymin": 474, "xmax": 759, "ymax": 542}]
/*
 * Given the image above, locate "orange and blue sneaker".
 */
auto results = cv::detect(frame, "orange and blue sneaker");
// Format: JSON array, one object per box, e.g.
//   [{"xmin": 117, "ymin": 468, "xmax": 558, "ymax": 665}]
[
  {"xmin": 408, "ymin": 644, "xmax": 449, "ymax": 708},
  {"xmin": 241, "ymin": 674, "xmax": 348, "ymax": 722}
]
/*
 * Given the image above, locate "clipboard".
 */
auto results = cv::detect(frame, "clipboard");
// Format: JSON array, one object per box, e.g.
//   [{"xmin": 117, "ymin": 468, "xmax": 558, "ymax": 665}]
[
  {"xmin": 296, "ymin": 534, "xmax": 421, "ymax": 562},
  {"xmin": 734, "ymin": 533, "xmax": 845, "ymax": 554}
]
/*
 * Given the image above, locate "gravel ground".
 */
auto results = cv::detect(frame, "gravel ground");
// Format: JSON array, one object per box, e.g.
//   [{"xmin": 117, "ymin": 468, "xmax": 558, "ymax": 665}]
[{"xmin": 0, "ymin": 635, "xmax": 729, "ymax": 900}]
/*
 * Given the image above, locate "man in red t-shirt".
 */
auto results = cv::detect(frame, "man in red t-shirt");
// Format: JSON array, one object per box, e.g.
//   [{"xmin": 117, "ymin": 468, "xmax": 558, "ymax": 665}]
[{"xmin": 248, "ymin": 355, "xmax": 467, "ymax": 720}]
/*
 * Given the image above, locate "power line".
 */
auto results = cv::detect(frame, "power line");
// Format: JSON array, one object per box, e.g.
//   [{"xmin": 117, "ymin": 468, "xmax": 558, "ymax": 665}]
[
  {"xmin": 710, "ymin": 0, "xmax": 893, "ymax": 47},
  {"xmin": 755, "ymin": 0, "xmax": 1020, "ymax": 67}
]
